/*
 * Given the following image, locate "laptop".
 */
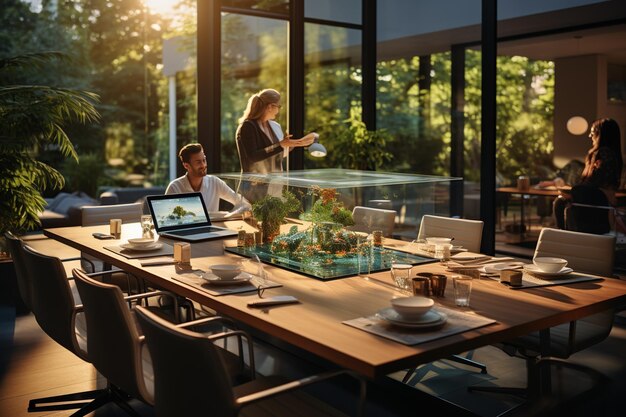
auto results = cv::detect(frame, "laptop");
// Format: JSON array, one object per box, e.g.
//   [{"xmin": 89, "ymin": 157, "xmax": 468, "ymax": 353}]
[{"xmin": 146, "ymin": 193, "xmax": 238, "ymax": 242}]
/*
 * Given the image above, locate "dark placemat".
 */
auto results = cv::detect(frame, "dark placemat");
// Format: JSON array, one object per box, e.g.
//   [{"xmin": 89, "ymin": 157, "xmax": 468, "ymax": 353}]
[
  {"xmin": 509, "ymin": 272, "xmax": 602, "ymax": 289},
  {"xmin": 172, "ymin": 270, "xmax": 282, "ymax": 296},
  {"xmin": 343, "ymin": 306, "xmax": 496, "ymax": 346},
  {"xmin": 104, "ymin": 243, "xmax": 174, "ymax": 259}
]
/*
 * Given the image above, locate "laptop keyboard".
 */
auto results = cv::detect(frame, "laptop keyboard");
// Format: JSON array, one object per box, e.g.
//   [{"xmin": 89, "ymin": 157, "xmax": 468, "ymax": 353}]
[{"xmin": 172, "ymin": 226, "xmax": 220, "ymax": 236}]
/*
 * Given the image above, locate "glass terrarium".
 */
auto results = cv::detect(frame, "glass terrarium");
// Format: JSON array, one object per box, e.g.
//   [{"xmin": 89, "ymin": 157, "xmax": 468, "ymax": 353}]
[{"xmin": 218, "ymin": 169, "xmax": 461, "ymax": 280}]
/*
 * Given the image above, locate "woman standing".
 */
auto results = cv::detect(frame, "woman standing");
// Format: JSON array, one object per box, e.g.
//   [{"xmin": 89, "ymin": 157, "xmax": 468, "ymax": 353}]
[{"xmin": 235, "ymin": 89, "xmax": 316, "ymax": 174}]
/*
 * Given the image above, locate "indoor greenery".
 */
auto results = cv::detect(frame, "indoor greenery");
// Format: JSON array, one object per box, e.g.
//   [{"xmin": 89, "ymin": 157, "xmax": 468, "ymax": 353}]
[
  {"xmin": 0, "ymin": 52, "xmax": 99, "ymax": 243},
  {"xmin": 251, "ymin": 190, "xmax": 301, "ymax": 243}
]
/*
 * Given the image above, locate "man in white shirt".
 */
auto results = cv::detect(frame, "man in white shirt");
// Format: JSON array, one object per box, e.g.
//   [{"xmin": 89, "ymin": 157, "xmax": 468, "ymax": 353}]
[{"xmin": 166, "ymin": 143, "xmax": 251, "ymax": 215}]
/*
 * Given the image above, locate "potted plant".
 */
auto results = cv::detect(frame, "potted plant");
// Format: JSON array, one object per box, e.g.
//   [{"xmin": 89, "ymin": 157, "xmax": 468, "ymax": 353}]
[
  {"xmin": 0, "ymin": 52, "xmax": 99, "ymax": 257},
  {"xmin": 251, "ymin": 190, "xmax": 301, "ymax": 243}
]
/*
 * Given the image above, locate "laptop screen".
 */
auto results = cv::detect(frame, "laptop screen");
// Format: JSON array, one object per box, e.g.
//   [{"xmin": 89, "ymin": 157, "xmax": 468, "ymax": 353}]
[{"xmin": 147, "ymin": 193, "xmax": 212, "ymax": 232}]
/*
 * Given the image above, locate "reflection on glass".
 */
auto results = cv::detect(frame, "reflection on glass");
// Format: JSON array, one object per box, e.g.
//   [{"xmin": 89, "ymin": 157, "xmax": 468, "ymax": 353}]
[
  {"xmin": 222, "ymin": 0, "xmax": 289, "ymax": 14},
  {"xmin": 304, "ymin": 0, "xmax": 362, "ymax": 25},
  {"xmin": 221, "ymin": 13, "xmax": 288, "ymax": 172},
  {"xmin": 304, "ymin": 23, "xmax": 361, "ymax": 169},
  {"xmin": 226, "ymin": 243, "xmax": 433, "ymax": 281}
]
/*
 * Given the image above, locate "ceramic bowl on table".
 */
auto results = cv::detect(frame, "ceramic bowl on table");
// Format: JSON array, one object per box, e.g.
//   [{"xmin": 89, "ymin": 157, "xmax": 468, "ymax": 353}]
[
  {"xmin": 127, "ymin": 238, "xmax": 155, "ymax": 248},
  {"xmin": 533, "ymin": 257, "xmax": 568, "ymax": 273},
  {"xmin": 425, "ymin": 237, "xmax": 453, "ymax": 245},
  {"xmin": 390, "ymin": 296, "xmax": 434, "ymax": 320},
  {"xmin": 210, "ymin": 264, "xmax": 242, "ymax": 281}
]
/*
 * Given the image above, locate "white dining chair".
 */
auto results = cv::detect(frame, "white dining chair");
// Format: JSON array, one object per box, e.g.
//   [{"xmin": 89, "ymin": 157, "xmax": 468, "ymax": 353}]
[
  {"xmin": 403, "ymin": 215, "xmax": 487, "ymax": 383},
  {"xmin": 80, "ymin": 202, "xmax": 144, "ymax": 293},
  {"xmin": 470, "ymin": 227, "xmax": 616, "ymax": 400},
  {"xmin": 347, "ymin": 206, "xmax": 396, "ymax": 237},
  {"xmin": 81, "ymin": 202, "xmax": 144, "ymax": 226},
  {"xmin": 534, "ymin": 227, "xmax": 615, "ymax": 277},
  {"xmin": 417, "ymin": 215, "xmax": 484, "ymax": 253}
]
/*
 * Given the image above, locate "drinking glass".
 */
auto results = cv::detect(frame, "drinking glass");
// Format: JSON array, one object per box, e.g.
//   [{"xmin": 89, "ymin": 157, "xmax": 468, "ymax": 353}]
[
  {"xmin": 357, "ymin": 236, "xmax": 373, "ymax": 278},
  {"xmin": 391, "ymin": 263, "xmax": 413, "ymax": 291},
  {"xmin": 140, "ymin": 215, "xmax": 154, "ymax": 239},
  {"xmin": 453, "ymin": 275, "xmax": 472, "ymax": 307}
]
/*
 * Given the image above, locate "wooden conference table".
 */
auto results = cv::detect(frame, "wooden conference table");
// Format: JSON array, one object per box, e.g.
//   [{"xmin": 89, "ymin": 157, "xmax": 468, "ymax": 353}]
[{"xmin": 44, "ymin": 222, "xmax": 626, "ymax": 380}]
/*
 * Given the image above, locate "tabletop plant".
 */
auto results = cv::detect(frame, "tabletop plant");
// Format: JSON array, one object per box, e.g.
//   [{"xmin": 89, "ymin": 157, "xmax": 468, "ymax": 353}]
[
  {"xmin": 0, "ymin": 52, "xmax": 99, "ymax": 256},
  {"xmin": 300, "ymin": 186, "xmax": 355, "ymax": 227},
  {"xmin": 251, "ymin": 190, "xmax": 301, "ymax": 243}
]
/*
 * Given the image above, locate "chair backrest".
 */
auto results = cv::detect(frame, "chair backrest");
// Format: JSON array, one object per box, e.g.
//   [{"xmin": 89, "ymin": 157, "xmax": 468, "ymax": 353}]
[
  {"xmin": 22, "ymin": 245, "xmax": 85, "ymax": 358},
  {"xmin": 565, "ymin": 184, "xmax": 612, "ymax": 234},
  {"xmin": 417, "ymin": 215, "xmax": 484, "ymax": 253},
  {"xmin": 135, "ymin": 305, "xmax": 236, "ymax": 417},
  {"xmin": 72, "ymin": 268, "xmax": 151, "ymax": 403},
  {"xmin": 350, "ymin": 206, "xmax": 396, "ymax": 237},
  {"xmin": 81, "ymin": 202, "xmax": 143, "ymax": 226},
  {"xmin": 534, "ymin": 228, "xmax": 615, "ymax": 276},
  {"xmin": 4, "ymin": 232, "xmax": 32, "ymax": 310}
]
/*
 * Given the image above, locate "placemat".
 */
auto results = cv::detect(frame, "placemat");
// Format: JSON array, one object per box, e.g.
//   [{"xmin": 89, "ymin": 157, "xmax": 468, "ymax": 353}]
[
  {"xmin": 508, "ymin": 272, "xmax": 602, "ymax": 289},
  {"xmin": 104, "ymin": 243, "xmax": 174, "ymax": 259},
  {"xmin": 343, "ymin": 306, "xmax": 496, "ymax": 346},
  {"xmin": 172, "ymin": 270, "xmax": 282, "ymax": 296}
]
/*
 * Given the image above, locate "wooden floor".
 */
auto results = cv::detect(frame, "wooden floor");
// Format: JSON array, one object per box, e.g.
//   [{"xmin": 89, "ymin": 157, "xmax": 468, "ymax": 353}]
[{"xmin": 2, "ymin": 310, "xmax": 626, "ymax": 417}]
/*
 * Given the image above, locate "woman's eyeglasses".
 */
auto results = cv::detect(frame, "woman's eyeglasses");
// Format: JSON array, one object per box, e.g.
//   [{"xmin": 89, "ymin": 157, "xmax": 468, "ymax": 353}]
[{"xmin": 271, "ymin": 104, "xmax": 282, "ymax": 109}]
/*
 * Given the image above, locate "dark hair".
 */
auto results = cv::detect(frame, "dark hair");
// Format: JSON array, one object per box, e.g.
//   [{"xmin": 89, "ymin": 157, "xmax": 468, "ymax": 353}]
[
  {"xmin": 179, "ymin": 143, "xmax": 204, "ymax": 164},
  {"xmin": 582, "ymin": 118, "xmax": 623, "ymax": 189}
]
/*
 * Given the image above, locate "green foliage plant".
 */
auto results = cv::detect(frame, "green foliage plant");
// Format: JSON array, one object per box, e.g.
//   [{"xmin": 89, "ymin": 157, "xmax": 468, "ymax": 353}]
[
  {"xmin": 300, "ymin": 186, "xmax": 354, "ymax": 227},
  {"xmin": 330, "ymin": 108, "xmax": 394, "ymax": 170},
  {"xmin": 0, "ymin": 52, "xmax": 100, "ymax": 237},
  {"xmin": 252, "ymin": 190, "xmax": 301, "ymax": 243}
]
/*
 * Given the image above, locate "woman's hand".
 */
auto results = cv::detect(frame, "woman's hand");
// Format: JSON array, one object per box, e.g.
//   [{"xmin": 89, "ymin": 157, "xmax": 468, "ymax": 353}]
[{"xmin": 279, "ymin": 132, "xmax": 317, "ymax": 148}]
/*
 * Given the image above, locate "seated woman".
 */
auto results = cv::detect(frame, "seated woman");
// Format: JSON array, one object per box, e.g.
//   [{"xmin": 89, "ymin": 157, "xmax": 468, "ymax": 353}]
[{"xmin": 553, "ymin": 118, "xmax": 624, "ymax": 233}]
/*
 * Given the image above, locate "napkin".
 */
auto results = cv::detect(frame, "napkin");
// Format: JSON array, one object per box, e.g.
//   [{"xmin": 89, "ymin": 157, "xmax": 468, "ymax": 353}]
[{"xmin": 450, "ymin": 252, "xmax": 492, "ymax": 263}]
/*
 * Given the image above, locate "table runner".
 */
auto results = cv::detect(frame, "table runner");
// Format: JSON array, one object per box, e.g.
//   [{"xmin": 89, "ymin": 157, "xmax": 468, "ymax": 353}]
[
  {"xmin": 343, "ymin": 306, "xmax": 496, "ymax": 346},
  {"xmin": 104, "ymin": 243, "xmax": 174, "ymax": 259},
  {"xmin": 172, "ymin": 270, "xmax": 282, "ymax": 296}
]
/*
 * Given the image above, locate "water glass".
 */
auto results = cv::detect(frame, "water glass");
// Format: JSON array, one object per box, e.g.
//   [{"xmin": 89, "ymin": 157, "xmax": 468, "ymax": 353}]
[
  {"xmin": 453, "ymin": 275, "xmax": 472, "ymax": 307},
  {"xmin": 435, "ymin": 243, "xmax": 452, "ymax": 261},
  {"xmin": 391, "ymin": 263, "xmax": 413, "ymax": 291},
  {"xmin": 357, "ymin": 238, "xmax": 373, "ymax": 278},
  {"xmin": 140, "ymin": 215, "xmax": 154, "ymax": 239}
]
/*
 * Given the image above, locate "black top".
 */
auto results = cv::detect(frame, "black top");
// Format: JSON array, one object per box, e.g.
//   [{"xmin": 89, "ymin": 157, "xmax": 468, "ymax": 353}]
[
  {"xmin": 235, "ymin": 120, "xmax": 283, "ymax": 173},
  {"xmin": 581, "ymin": 146, "xmax": 621, "ymax": 190}
]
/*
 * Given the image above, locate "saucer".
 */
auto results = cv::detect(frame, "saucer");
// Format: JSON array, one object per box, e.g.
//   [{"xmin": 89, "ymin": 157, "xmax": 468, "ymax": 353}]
[
  {"xmin": 201, "ymin": 272, "xmax": 253, "ymax": 285},
  {"xmin": 523, "ymin": 264, "xmax": 573, "ymax": 277},
  {"xmin": 481, "ymin": 262, "xmax": 525, "ymax": 274},
  {"xmin": 120, "ymin": 242, "xmax": 163, "ymax": 252},
  {"xmin": 376, "ymin": 308, "xmax": 447, "ymax": 329}
]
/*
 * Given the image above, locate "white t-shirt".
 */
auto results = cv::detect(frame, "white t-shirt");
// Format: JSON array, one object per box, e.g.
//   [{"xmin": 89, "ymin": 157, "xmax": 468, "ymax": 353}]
[{"xmin": 165, "ymin": 175, "xmax": 251, "ymax": 213}]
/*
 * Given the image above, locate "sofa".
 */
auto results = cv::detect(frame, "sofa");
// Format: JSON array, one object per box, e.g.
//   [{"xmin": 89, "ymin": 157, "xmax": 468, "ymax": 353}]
[
  {"xmin": 98, "ymin": 186, "xmax": 166, "ymax": 205},
  {"xmin": 39, "ymin": 186, "xmax": 166, "ymax": 229},
  {"xmin": 39, "ymin": 191, "xmax": 99, "ymax": 228}
]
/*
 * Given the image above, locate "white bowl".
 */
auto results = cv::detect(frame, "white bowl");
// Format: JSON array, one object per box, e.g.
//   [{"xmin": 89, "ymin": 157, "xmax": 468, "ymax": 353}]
[
  {"xmin": 425, "ymin": 237, "xmax": 453, "ymax": 245},
  {"xmin": 210, "ymin": 264, "xmax": 242, "ymax": 280},
  {"xmin": 390, "ymin": 296, "xmax": 434, "ymax": 320},
  {"xmin": 127, "ymin": 238, "xmax": 155, "ymax": 247},
  {"xmin": 533, "ymin": 257, "xmax": 568, "ymax": 273}
]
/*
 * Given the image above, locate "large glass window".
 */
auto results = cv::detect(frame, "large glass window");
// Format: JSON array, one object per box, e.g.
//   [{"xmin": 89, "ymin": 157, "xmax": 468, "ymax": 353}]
[
  {"xmin": 304, "ymin": 0, "xmax": 361, "ymax": 25},
  {"xmin": 220, "ymin": 13, "xmax": 288, "ymax": 172},
  {"xmin": 303, "ymin": 23, "xmax": 362, "ymax": 169}
]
